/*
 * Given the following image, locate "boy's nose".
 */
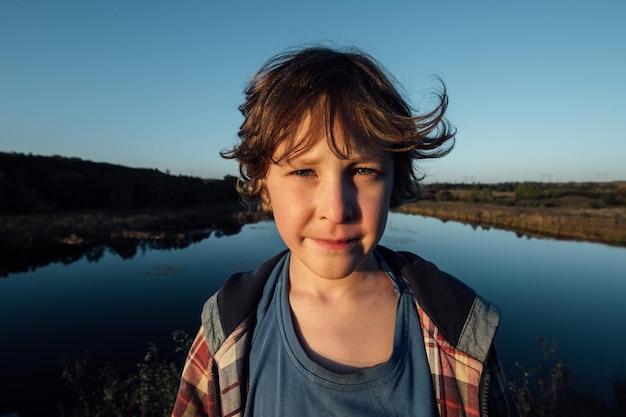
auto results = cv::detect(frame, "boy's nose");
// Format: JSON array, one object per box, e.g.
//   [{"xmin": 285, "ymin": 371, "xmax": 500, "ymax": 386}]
[{"xmin": 318, "ymin": 178, "xmax": 356, "ymax": 223}]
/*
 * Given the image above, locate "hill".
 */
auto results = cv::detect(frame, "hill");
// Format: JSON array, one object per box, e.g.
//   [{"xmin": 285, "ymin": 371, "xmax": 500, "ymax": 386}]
[{"xmin": 0, "ymin": 152, "xmax": 239, "ymax": 214}]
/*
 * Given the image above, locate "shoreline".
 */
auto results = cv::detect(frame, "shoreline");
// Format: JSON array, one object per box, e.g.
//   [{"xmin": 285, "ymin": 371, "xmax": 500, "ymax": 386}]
[
  {"xmin": 394, "ymin": 201, "xmax": 626, "ymax": 247},
  {"xmin": 0, "ymin": 202, "xmax": 267, "ymax": 249}
]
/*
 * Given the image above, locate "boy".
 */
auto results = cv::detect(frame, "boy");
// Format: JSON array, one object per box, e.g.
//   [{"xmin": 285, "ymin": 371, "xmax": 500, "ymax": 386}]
[{"xmin": 172, "ymin": 46, "xmax": 518, "ymax": 416}]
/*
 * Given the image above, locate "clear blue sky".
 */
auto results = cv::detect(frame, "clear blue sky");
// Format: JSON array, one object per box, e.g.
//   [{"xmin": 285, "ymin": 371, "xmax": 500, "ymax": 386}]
[{"xmin": 1, "ymin": 0, "xmax": 624, "ymax": 183}]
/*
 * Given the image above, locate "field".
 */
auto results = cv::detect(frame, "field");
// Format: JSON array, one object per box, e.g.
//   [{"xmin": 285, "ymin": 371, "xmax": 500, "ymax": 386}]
[
  {"xmin": 395, "ymin": 201, "xmax": 626, "ymax": 246},
  {"xmin": 398, "ymin": 181, "xmax": 626, "ymax": 247}
]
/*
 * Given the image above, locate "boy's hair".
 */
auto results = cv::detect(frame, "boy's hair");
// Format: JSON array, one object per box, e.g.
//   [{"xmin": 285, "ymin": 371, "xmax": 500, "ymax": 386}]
[{"xmin": 221, "ymin": 46, "xmax": 455, "ymax": 208}]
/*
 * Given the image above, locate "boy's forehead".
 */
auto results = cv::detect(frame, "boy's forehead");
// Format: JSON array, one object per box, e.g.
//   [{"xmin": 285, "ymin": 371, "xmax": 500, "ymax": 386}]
[
  {"xmin": 269, "ymin": 106, "xmax": 393, "ymax": 166},
  {"xmin": 274, "ymin": 128, "xmax": 388, "ymax": 164}
]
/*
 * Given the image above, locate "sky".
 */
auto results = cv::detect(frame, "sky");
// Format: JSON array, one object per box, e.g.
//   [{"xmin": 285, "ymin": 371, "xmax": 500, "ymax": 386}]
[{"xmin": 1, "ymin": 0, "xmax": 625, "ymax": 184}]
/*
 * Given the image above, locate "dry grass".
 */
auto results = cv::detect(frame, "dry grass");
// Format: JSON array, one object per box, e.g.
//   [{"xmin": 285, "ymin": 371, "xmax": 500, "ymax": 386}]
[
  {"xmin": 395, "ymin": 201, "xmax": 626, "ymax": 246},
  {"xmin": 0, "ymin": 202, "xmax": 266, "ymax": 249}
]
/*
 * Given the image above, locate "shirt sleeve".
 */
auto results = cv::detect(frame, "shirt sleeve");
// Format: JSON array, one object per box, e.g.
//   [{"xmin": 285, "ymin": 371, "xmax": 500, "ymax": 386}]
[{"xmin": 172, "ymin": 326, "xmax": 220, "ymax": 417}]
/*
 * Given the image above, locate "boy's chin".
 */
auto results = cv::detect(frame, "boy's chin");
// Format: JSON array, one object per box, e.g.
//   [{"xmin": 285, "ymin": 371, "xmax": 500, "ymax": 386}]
[{"xmin": 289, "ymin": 250, "xmax": 379, "ymax": 281}]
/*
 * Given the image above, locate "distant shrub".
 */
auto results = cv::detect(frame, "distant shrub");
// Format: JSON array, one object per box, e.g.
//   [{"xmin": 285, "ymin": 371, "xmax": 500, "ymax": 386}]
[
  {"xmin": 465, "ymin": 188, "xmax": 494, "ymax": 203},
  {"xmin": 436, "ymin": 190, "xmax": 455, "ymax": 201},
  {"xmin": 515, "ymin": 182, "xmax": 542, "ymax": 201}
]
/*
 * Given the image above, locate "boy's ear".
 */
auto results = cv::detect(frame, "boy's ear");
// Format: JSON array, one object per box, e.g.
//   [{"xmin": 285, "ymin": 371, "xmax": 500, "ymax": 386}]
[
  {"xmin": 261, "ymin": 201, "xmax": 272, "ymax": 214},
  {"xmin": 260, "ymin": 182, "xmax": 272, "ymax": 213}
]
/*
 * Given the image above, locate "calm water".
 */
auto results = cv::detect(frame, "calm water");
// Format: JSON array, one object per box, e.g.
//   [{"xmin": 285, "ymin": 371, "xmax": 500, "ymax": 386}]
[{"xmin": 2, "ymin": 212, "xmax": 626, "ymax": 414}]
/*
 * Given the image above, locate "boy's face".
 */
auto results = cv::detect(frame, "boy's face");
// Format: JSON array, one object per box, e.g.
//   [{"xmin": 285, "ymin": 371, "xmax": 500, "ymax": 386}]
[{"xmin": 265, "ymin": 118, "xmax": 394, "ymax": 282}]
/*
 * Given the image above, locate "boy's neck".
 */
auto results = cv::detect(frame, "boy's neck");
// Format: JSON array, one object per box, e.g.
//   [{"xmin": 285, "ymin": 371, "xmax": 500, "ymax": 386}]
[
  {"xmin": 287, "ymin": 253, "xmax": 389, "ymax": 302},
  {"xmin": 287, "ymin": 252, "xmax": 399, "ymax": 372}
]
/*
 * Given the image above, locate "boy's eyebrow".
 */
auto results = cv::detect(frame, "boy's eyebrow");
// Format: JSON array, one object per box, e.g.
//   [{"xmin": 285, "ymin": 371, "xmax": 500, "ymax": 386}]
[
  {"xmin": 286, "ymin": 155, "xmax": 336, "ymax": 166},
  {"xmin": 283, "ymin": 152, "xmax": 390, "ymax": 167}
]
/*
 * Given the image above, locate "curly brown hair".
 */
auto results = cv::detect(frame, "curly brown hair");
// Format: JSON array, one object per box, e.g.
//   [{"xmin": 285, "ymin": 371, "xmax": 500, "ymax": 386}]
[{"xmin": 221, "ymin": 46, "xmax": 455, "ymax": 208}]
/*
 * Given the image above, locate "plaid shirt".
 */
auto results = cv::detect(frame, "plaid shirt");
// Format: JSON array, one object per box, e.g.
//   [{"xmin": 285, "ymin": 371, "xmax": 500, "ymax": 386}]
[{"xmin": 172, "ymin": 248, "xmax": 519, "ymax": 417}]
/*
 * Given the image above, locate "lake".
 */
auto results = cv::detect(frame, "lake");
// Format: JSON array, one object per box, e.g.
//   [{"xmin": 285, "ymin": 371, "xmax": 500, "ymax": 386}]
[{"xmin": 1, "ymin": 212, "xmax": 625, "ymax": 415}]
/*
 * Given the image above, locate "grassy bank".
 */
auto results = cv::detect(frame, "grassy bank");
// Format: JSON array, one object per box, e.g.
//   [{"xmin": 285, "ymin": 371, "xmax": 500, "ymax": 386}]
[
  {"xmin": 0, "ymin": 201, "xmax": 266, "ymax": 249},
  {"xmin": 395, "ymin": 201, "xmax": 626, "ymax": 247}
]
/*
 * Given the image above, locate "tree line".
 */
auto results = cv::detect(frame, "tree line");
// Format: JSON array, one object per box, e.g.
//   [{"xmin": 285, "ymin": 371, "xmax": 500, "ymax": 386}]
[
  {"xmin": 0, "ymin": 152, "xmax": 240, "ymax": 215},
  {"xmin": 419, "ymin": 180, "xmax": 626, "ymax": 207}
]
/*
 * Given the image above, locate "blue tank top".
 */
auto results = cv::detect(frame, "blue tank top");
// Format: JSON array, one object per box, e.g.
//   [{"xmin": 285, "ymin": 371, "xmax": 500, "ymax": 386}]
[{"xmin": 245, "ymin": 252, "xmax": 436, "ymax": 416}]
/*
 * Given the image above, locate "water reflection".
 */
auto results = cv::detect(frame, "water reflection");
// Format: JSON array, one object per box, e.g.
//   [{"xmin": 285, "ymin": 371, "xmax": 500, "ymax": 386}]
[{"xmin": 0, "ymin": 215, "xmax": 262, "ymax": 277}]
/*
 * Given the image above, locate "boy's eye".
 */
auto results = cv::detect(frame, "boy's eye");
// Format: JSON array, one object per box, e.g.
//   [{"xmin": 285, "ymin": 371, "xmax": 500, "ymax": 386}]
[
  {"xmin": 354, "ymin": 167, "xmax": 377, "ymax": 176},
  {"xmin": 292, "ymin": 169, "xmax": 315, "ymax": 176}
]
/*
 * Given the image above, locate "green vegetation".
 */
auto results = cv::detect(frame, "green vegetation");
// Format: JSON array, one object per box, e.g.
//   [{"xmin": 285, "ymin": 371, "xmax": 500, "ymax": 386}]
[
  {"xmin": 59, "ymin": 331, "xmax": 192, "ymax": 417},
  {"xmin": 514, "ymin": 182, "xmax": 543, "ymax": 201},
  {"xmin": 420, "ymin": 181, "xmax": 626, "ymax": 208},
  {"xmin": 465, "ymin": 187, "xmax": 494, "ymax": 203}
]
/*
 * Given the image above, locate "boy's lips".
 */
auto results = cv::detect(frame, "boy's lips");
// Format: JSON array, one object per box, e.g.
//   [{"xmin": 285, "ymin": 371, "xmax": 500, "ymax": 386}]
[{"xmin": 310, "ymin": 236, "xmax": 359, "ymax": 250}]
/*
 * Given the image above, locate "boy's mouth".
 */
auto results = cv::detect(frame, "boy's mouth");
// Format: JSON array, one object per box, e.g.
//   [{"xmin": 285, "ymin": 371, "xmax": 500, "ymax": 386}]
[{"xmin": 311, "ymin": 237, "xmax": 359, "ymax": 250}]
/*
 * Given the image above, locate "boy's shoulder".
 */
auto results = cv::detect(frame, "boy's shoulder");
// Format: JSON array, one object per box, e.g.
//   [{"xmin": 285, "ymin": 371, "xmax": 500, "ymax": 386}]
[
  {"xmin": 202, "ymin": 250, "xmax": 289, "ymax": 345},
  {"xmin": 377, "ymin": 245, "xmax": 499, "ymax": 360},
  {"xmin": 376, "ymin": 245, "xmax": 475, "ymax": 299}
]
